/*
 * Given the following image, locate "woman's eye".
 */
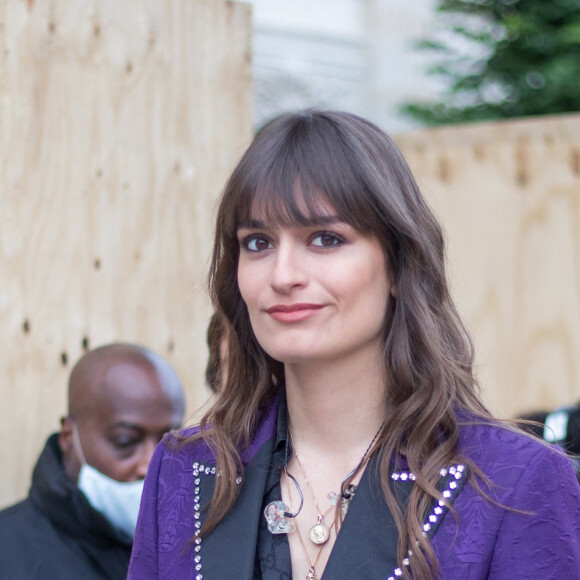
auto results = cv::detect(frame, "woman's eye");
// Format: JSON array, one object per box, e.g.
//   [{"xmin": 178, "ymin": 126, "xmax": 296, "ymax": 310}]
[
  {"xmin": 243, "ymin": 235, "xmax": 273, "ymax": 252},
  {"xmin": 310, "ymin": 232, "xmax": 345, "ymax": 248}
]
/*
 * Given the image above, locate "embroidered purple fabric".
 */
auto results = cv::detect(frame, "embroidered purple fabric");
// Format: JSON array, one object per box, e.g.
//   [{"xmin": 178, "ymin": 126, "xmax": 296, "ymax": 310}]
[
  {"xmin": 128, "ymin": 405, "xmax": 580, "ymax": 579},
  {"xmin": 433, "ymin": 422, "xmax": 580, "ymax": 578}
]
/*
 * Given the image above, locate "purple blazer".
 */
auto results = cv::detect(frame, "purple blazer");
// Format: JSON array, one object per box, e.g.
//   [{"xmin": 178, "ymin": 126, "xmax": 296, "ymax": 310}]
[{"xmin": 129, "ymin": 399, "xmax": 580, "ymax": 579}]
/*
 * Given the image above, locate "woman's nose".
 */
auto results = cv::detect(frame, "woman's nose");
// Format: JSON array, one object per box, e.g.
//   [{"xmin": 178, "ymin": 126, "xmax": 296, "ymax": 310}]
[{"xmin": 270, "ymin": 242, "xmax": 308, "ymax": 293}]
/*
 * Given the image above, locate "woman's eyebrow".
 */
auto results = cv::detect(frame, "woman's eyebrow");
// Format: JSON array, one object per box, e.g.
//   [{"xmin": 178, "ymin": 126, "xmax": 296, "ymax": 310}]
[
  {"xmin": 303, "ymin": 215, "xmax": 342, "ymax": 226},
  {"xmin": 238, "ymin": 215, "xmax": 343, "ymax": 229},
  {"xmin": 239, "ymin": 219, "xmax": 266, "ymax": 229}
]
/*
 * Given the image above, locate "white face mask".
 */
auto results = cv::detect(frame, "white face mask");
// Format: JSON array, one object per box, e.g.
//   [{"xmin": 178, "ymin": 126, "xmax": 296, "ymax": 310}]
[
  {"xmin": 77, "ymin": 463, "xmax": 144, "ymax": 538},
  {"xmin": 72, "ymin": 423, "xmax": 144, "ymax": 538}
]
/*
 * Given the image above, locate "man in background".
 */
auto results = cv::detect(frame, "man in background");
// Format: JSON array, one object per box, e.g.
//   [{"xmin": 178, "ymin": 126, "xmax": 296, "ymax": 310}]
[
  {"xmin": 0, "ymin": 343, "xmax": 186, "ymax": 579},
  {"xmin": 519, "ymin": 403, "xmax": 580, "ymax": 476}
]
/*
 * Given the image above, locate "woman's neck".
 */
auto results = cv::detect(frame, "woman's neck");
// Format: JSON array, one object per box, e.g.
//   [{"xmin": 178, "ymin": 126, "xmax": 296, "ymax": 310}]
[
  {"xmin": 281, "ymin": 353, "xmax": 386, "ymax": 580},
  {"xmin": 284, "ymin": 354, "xmax": 386, "ymax": 459}
]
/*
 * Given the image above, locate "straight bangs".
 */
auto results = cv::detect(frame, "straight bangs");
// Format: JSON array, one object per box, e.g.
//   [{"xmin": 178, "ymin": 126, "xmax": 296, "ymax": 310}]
[{"xmin": 226, "ymin": 113, "xmax": 387, "ymax": 237}]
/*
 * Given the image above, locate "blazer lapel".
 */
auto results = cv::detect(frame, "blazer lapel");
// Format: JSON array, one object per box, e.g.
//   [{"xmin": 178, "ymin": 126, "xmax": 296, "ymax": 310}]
[
  {"xmin": 321, "ymin": 460, "xmax": 469, "ymax": 580},
  {"xmin": 321, "ymin": 458, "xmax": 402, "ymax": 579},
  {"xmin": 193, "ymin": 391, "xmax": 284, "ymax": 580},
  {"xmin": 197, "ymin": 437, "xmax": 275, "ymax": 579}
]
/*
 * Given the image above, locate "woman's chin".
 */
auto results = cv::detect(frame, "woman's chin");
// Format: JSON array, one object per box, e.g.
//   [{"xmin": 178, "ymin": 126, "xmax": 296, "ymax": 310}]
[{"xmin": 265, "ymin": 347, "xmax": 322, "ymax": 366}]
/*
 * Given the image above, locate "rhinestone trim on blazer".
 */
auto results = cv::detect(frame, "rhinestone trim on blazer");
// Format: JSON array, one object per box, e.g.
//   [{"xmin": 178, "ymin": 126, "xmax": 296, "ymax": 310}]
[
  {"xmin": 386, "ymin": 464, "xmax": 467, "ymax": 580},
  {"xmin": 191, "ymin": 462, "xmax": 242, "ymax": 580}
]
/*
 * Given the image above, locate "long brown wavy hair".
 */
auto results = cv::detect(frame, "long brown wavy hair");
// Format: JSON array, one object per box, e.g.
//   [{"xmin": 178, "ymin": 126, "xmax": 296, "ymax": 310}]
[{"xmin": 192, "ymin": 110, "xmax": 494, "ymax": 578}]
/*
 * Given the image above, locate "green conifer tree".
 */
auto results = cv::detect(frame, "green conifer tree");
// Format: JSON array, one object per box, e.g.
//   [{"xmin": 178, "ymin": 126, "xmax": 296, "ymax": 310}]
[{"xmin": 401, "ymin": 0, "xmax": 580, "ymax": 125}]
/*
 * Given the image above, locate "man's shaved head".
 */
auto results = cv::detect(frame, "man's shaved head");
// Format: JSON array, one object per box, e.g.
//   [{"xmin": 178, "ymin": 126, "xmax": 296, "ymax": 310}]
[
  {"xmin": 67, "ymin": 344, "xmax": 184, "ymax": 420},
  {"xmin": 60, "ymin": 343, "xmax": 185, "ymax": 483}
]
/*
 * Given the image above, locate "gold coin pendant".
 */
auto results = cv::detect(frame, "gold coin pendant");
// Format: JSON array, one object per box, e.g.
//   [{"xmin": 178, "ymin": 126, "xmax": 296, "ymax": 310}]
[{"xmin": 309, "ymin": 522, "xmax": 330, "ymax": 545}]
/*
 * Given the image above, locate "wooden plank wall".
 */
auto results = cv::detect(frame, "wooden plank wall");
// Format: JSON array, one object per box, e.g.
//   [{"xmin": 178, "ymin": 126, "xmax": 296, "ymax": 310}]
[
  {"xmin": 0, "ymin": 0, "xmax": 252, "ymax": 508},
  {"xmin": 396, "ymin": 114, "xmax": 580, "ymax": 419}
]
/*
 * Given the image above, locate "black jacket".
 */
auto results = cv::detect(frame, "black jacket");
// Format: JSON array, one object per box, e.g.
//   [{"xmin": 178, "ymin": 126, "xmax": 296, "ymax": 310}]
[{"xmin": 0, "ymin": 434, "xmax": 132, "ymax": 579}]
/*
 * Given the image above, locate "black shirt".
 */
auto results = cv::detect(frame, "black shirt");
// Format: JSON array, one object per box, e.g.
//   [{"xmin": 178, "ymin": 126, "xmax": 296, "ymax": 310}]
[{"xmin": 254, "ymin": 394, "xmax": 292, "ymax": 579}]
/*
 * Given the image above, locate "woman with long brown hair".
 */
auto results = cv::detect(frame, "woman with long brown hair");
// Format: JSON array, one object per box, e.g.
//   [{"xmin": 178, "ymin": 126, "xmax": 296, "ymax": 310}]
[{"xmin": 129, "ymin": 110, "xmax": 580, "ymax": 579}]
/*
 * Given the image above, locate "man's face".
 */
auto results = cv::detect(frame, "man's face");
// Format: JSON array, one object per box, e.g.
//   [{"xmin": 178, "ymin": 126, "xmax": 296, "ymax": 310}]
[{"xmin": 60, "ymin": 360, "xmax": 183, "ymax": 483}]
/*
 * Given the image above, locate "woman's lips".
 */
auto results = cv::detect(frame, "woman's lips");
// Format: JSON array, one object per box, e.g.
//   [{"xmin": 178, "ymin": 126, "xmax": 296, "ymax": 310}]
[{"xmin": 266, "ymin": 303, "xmax": 325, "ymax": 323}]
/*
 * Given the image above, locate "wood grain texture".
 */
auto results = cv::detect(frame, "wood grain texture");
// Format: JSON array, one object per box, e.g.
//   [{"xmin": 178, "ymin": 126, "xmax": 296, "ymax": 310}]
[
  {"xmin": 0, "ymin": 0, "xmax": 252, "ymax": 507},
  {"xmin": 395, "ymin": 114, "xmax": 580, "ymax": 419}
]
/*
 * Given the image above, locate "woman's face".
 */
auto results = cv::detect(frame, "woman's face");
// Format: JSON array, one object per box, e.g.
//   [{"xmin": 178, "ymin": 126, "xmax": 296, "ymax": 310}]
[{"xmin": 236, "ymin": 198, "xmax": 393, "ymax": 367}]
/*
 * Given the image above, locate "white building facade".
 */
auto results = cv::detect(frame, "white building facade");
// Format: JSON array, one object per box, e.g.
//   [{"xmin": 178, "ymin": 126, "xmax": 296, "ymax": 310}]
[{"xmin": 237, "ymin": 0, "xmax": 442, "ymax": 132}]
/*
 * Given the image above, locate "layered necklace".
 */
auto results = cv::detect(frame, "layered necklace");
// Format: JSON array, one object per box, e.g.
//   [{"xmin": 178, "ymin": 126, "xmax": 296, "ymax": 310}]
[
  {"xmin": 284, "ymin": 467, "xmax": 326, "ymax": 580},
  {"xmin": 272, "ymin": 422, "xmax": 384, "ymax": 580}
]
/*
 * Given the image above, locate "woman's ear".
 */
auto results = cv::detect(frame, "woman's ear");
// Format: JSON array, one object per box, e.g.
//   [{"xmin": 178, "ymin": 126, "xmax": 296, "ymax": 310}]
[{"xmin": 390, "ymin": 283, "xmax": 397, "ymax": 298}]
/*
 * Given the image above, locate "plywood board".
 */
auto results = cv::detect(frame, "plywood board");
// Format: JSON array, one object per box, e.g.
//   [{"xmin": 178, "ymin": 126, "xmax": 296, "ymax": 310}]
[
  {"xmin": 0, "ymin": 0, "xmax": 252, "ymax": 507},
  {"xmin": 396, "ymin": 114, "xmax": 580, "ymax": 419}
]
